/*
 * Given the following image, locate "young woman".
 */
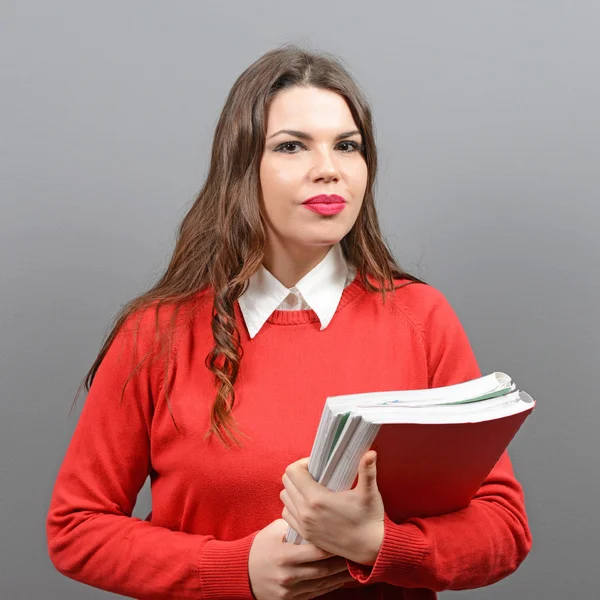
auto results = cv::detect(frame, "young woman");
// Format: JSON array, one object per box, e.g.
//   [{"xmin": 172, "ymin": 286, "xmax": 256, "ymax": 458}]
[{"xmin": 46, "ymin": 44, "xmax": 532, "ymax": 600}]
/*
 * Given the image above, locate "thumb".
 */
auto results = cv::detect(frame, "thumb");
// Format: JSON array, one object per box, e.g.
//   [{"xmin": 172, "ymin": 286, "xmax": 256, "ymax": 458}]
[
  {"xmin": 264, "ymin": 518, "xmax": 289, "ymax": 540},
  {"xmin": 273, "ymin": 518, "xmax": 295, "ymax": 542},
  {"xmin": 358, "ymin": 451, "xmax": 378, "ymax": 493}
]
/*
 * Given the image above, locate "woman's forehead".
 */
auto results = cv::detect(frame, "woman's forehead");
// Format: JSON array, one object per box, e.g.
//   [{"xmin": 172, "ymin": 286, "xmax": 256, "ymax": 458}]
[{"xmin": 266, "ymin": 87, "xmax": 358, "ymax": 135}]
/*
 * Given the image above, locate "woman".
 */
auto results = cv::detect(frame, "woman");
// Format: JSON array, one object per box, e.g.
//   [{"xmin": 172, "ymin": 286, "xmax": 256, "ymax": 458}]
[{"xmin": 46, "ymin": 44, "xmax": 532, "ymax": 599}]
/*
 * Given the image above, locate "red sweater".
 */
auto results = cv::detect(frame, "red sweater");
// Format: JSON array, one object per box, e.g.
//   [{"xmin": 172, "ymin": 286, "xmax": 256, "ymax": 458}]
[{"xmin": 46, "ymin": 274, "xmax": 532, "ymax": 599}]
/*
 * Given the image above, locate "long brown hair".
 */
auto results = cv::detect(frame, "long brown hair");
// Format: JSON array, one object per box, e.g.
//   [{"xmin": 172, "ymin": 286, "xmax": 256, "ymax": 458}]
[{"xmin": 70, "ymin": 42, "xmax": 427, "ymax": 449}]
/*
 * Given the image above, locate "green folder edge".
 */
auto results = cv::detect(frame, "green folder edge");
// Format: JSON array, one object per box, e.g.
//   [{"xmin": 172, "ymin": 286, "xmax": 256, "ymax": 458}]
[{"xmin": 324, "ymin": 386, "xmax": 515, "ymax": 463}]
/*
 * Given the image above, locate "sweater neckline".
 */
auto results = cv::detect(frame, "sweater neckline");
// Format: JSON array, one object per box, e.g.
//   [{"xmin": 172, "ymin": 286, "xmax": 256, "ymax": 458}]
[{"xmin": 264, "ymin": 273, "xmax": 366, "ymax": 326}]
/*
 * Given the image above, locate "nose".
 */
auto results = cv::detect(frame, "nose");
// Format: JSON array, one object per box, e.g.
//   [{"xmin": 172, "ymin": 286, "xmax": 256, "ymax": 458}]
[{"xmin": 311, "ymin": 147, "xmax": 340, "ymax": 182}]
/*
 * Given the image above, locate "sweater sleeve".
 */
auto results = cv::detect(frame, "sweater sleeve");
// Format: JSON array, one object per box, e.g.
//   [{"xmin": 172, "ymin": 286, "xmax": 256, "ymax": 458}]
[
  {"xmin": 345, "ymin": 287, "xmax": 532, "ymax": 591},
  {"xmin": 46, "ymin": 309, "xmax": 258, "ymax": 600}
]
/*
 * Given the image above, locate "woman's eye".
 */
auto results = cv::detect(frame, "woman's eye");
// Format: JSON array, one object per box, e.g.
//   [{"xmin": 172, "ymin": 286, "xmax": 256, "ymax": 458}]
[
  {"xmin": 277, "ymin": 142, "xmax": 304, "ymax": 153},
  {"xmin": 275, "ymin": 141, "xmax": 362, "ymax": 154},
  {"xmin": 338, "ymin": 141, "xmax": 361, "ymax": 153}
]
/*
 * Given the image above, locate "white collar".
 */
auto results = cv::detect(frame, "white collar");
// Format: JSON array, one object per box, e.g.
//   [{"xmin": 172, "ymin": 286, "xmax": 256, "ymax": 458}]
[{"xmin": 238, "ymin": 243, "xmax": 354, "ymax": 339}]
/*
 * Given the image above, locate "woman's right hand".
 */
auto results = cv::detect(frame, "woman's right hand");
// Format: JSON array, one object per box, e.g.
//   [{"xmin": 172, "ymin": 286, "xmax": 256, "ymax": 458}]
[{"xmin": 248, "ymin": 519, "xmax": 355, "ymax": 600}]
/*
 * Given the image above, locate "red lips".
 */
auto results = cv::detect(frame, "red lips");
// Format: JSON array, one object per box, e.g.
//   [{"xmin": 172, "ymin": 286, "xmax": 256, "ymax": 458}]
[
  {"xmin": 302, "ymin": 194, "xmax": 347, "ymax": 216},
  {"xmin": 303, "ymin": 194, "xmax": 347, "ymax": 205}
]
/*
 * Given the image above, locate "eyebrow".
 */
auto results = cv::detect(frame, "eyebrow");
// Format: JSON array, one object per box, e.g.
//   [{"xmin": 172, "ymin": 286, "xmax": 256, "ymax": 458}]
[{"xmin": 267, "ymin": 129, "xmax": 362, "ymax": 141}]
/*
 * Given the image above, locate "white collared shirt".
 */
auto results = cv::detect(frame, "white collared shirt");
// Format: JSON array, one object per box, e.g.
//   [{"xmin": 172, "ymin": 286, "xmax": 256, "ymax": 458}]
[{"xmin": 238, "ymin": 243, "xmax": 357, "ymax": 339}]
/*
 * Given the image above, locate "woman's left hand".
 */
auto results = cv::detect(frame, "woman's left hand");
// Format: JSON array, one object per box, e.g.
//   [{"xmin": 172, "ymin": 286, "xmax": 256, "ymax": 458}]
[{"xmin": 280, "ymin": 451, "xmax": 385, "ymax": 566}]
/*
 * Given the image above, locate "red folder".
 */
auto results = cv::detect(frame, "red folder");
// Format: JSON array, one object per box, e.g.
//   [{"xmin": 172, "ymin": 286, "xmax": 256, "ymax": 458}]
[{"xmin": 370, "ymin": 408, "xmax": 534, "ymax": 520}]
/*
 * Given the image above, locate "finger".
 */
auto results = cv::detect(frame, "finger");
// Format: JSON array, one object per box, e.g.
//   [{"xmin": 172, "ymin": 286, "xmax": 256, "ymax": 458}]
[
  {"xmin": 297, "ymin": 457, "xmax": 310, "ymax": 468},
  {"xmin": 274, "ymin": 517, "xmax": 293, "ymax": 542},
  {"xmin": 282, "ymin": 472, "xmax": 306, "ymax": 508},
  {"xmin": 294, "ymin": 556, "xmax": 350, "ymax": 580},
  {"xmin": 281, "ymin": 508, "xmax": 304, "ymax": 537},
  {"xmin": 296, "ymin": 568, "xmax": 354, "ymax": 598},
  {"xmin": 281, "ymin": 540, "xmax": 335, "ymax": 563},
  {"xmin": 279, "ymin": 486, "xmax": 300, "ymax": 521},
  {"xmin": 284, "ymin": 460, "xmax": 320, "ymax": 499},
  {"xmin": 358, "ymin": 451, "xmax": 378, "ymax": 493},
  {"xmin": 277, "ymin": 556, "xmax": 348, "ymax": 589}
]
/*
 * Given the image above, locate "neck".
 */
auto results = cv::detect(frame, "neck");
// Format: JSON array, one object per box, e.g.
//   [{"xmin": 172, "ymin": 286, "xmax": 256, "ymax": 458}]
[{"xmin": 262, "ymin": 241, "xmax": 333, "ymax": 288}]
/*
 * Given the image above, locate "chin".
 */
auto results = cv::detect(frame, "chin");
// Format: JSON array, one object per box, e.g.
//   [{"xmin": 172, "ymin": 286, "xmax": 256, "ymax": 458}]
[
  {"xmin": 305, "ymin": 222, "xmax": 353, "ymax": 241},
  {"xmin": 298, "ymin": 234, "xmax": 348, "ymax": 247}
]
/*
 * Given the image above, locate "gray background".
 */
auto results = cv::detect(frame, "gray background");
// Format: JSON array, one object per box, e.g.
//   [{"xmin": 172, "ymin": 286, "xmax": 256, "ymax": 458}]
[{"xmin": 1, "ymin": 1, "xmax": 598, "ymax": 598}]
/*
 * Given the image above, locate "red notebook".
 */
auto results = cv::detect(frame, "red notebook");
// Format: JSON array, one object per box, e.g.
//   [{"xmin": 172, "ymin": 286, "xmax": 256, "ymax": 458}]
[{"xmin": 373, "ymin": 409, "xmax": 533, "ymax": 520}]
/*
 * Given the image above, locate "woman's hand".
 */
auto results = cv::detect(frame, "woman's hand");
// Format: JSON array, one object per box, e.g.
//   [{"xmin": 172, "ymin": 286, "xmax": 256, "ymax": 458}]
[
  {"xmin": 280, "ymin": 451, "xmax": 385, "ymax": 566},
  {"xmin": 248, "ymin": 519, "xmax": 355, "ymax": 600}
]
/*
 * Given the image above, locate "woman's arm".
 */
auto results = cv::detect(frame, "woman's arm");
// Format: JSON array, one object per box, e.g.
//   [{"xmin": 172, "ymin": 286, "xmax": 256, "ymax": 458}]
[
  {"xmin": 345, "ymin": 288, "xmax": 532, "ymax": 591},
  {"xmin": 46, "ymin": 310, "xmax": 257, "ymax": 600}
]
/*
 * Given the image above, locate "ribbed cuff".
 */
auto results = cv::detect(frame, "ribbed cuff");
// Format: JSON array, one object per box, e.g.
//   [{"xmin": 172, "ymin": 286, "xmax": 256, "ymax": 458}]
[
  {"xmin": 197, "ymin": 531, "xmax": 259, "ymax": 599},
  {"xmin": 346, "ymin": 513, "xmax": 429, "ymax": 585}
]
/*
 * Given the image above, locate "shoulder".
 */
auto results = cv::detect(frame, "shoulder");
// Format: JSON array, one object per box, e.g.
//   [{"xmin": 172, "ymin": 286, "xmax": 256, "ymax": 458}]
[
  {"xmin": 385, "ymin": 277, "xmax": 481, "ymax": 385},
  {"xmin": 116, "ymin": 294, "xmax": 205, "ymax": 354},
  {"xmin": 383, "ymin": 277, "xmax": 465, "ymax": 343}
]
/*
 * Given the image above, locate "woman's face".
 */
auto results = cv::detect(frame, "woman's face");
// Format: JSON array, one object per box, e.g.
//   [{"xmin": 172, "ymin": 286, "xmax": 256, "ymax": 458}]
[{"xmin": 259, "ymin": 86, "xmax": 368, "ymax": 254}]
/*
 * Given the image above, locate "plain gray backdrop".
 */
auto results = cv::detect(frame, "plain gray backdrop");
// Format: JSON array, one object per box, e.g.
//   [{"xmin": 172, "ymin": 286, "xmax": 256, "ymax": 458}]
[{"xmin": 1, "ymin": 1, "xmax": 598, "ymax": 598}]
